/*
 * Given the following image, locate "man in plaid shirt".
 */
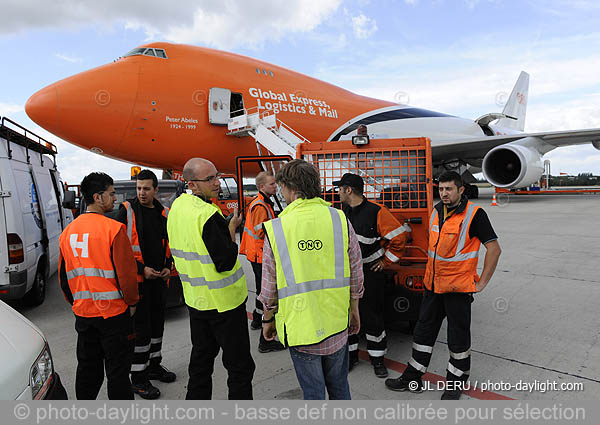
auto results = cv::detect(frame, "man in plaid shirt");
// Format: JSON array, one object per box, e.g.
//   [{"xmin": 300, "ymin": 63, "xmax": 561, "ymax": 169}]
[{"xmin": 258, "ymin": 160, "xmax": 364, "ymax": 400}]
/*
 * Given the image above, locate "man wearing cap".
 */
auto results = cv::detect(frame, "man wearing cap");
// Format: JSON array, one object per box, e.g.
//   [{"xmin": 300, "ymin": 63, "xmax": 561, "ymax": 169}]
[{"xmin": 334, "ymin": 173, "xmax": 408, "ymax": 378}]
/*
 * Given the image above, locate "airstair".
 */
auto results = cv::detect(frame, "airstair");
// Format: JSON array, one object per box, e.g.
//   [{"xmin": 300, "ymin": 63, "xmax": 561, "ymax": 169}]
[{"xmin": 226, "ymin": 108, "xmax": 309, "ymax": 157}]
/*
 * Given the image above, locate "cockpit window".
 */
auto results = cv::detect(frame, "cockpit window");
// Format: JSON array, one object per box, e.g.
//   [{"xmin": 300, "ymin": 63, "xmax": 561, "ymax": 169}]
[
  {"xmin": 123, "ymin": 47, "xmax": 168, "ymax": 59},
  {"xmin": 123, "ymin": 47, "xmax": 146, "ymax": 57}
]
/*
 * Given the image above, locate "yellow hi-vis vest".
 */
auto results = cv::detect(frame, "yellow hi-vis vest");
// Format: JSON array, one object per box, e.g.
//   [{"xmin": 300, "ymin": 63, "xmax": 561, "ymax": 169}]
[
  {"xmin": 167, "ymin": 193, "xmax": 247, "ymax": 312},
  {"xmin": 263, "ymin": 197, "xmax": 351, "ymax": 347}
]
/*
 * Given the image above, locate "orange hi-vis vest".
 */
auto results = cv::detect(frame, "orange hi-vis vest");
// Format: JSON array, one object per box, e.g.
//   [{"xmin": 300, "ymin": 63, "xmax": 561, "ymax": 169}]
[
  {"xmin": 59, "ymin": 213, "xmax": 130, "ymax": 318},
  {"xmin": 424, "ymin": 200, "xmax": 481, "ymax": 294},
  {"xmin": 122, "ymin": 201, "xmax": 172, "ymax": 282},
  {"xmin": 239, "ymin": 192, "xmax": 275, "ymax": 263}
]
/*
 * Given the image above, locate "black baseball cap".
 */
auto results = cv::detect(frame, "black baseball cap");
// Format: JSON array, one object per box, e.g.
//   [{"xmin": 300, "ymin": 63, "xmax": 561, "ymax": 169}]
[{"xmin": 332, "ymin": 173, "xmax": 364, "ymax": 192}]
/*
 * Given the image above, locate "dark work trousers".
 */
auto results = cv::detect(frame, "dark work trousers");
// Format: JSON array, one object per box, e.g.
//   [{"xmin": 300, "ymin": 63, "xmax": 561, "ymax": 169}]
[
  {"xmin": 250, "ymin": 261, "xmax": 263, "ymax": 315},
  {"xmin": 131, "ymin": 278, "xmax": 168, "ymax": 384},
  {"xmin": 186, "ymin": 300, "xmax": 256, "ymax": 400},
  {"xmin": 402, "ymin": 289, "xmax": 472, "ymax": 382},
  {"xmin": 74, "ymin": 310, "xmax": 135, "ymax": 400},
  {"xmin": 348, "ymin": 265, "xmax": 387, "ymax": 359}
]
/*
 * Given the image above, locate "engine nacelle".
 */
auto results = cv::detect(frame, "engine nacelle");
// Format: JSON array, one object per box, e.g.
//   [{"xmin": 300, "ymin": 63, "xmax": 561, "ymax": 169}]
[
  {"xmin": 482, "ymin": 143, "xmax": 544, "ymax": 188},
  {"xmin": 592, "ymin": 141, "xmax": 600, "ymax": 150}
]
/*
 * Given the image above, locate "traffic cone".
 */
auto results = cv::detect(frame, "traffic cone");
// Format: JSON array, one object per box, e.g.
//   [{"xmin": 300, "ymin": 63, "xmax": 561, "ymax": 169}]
[{"xmin": 491, "ymin": 193, "xmax": 498, "ymax": 206}]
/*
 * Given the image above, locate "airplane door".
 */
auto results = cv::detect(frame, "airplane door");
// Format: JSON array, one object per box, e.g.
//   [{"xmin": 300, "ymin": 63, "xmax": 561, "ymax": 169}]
[{"xmin": 208, "ymin": 88, "xmax": 231, "ymax": 125}]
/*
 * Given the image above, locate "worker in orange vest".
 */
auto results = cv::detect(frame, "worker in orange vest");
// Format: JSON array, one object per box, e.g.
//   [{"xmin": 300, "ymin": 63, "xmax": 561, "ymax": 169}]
[
  {"xmin": 385, "ymin": 171, "xmax": 502, "ymax": 400},
  {"xmin": 58, "ymin": 172, "xmax": 139, "ymax": 400},
  {"xmin": 239, "ymin": 171, "xmax": 285, "ymax": 353},
  {"xmin": 115, "ymin": 169, "xmax": 175, "ymax": 399}
]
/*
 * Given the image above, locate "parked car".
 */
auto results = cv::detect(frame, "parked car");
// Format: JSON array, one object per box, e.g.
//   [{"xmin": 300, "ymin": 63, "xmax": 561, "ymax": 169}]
[{"xmin": 0, "ymin": 300, "xmax": 67, "ymax": 399}]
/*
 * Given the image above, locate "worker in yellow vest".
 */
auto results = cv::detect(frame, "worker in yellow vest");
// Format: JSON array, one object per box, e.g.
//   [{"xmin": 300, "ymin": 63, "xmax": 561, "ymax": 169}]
[
  {"xmin": 239, "ymin": 171, "xmax": 285, "ymax": 353},
  {"xmin": 167, "ymin": 157, "xmax": 255, "ymax": 400},
  {"xmin": 385, "ymin": 171, "xmax": 502, "ymax": 400},
  {"xmin": 259, "ymin": 159, "xmax": 364, "ymax": 400}
]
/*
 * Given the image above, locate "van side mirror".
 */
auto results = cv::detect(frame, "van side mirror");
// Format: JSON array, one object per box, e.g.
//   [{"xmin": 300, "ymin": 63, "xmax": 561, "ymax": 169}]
[{"xmin": 62, "ymin": 190, "xmax": 76, "ymax": 209}]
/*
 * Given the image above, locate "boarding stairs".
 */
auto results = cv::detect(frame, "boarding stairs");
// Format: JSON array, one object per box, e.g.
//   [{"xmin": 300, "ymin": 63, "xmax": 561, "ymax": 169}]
[
  {"xmin": 226, "ymin": 108, "xmax": 377, "ymax": 192},
  {"xmin": 226, "ymin": 108, "xmax": 309, "ymax": 157}
]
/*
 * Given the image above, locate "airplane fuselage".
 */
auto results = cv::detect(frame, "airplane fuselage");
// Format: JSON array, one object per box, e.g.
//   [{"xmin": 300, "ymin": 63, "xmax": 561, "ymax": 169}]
[{"xmin": 26, "ymin": 42, "xmax": 510, "ymax": 174}]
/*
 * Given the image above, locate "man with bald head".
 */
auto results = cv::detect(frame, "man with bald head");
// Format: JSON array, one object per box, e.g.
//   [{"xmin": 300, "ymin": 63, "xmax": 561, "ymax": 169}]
[{"xmin": 167, "ymin": 158, "xmax": 255, "ymax": 399}]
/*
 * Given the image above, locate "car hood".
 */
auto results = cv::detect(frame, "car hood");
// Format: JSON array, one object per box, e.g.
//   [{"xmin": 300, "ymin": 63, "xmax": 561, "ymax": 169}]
[{"xmin": 0, "ymin": 301, "xmax": 46, "ymax": 399}]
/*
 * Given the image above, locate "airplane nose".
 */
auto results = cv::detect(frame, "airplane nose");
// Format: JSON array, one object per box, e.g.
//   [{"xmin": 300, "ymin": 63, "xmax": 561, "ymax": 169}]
[
  {"xmin": 26, "ymin": 85, "xmax": 59, "ymax": 134},
  {"xmin": 25, "ymin": 62, "xmax": 139, "ymax": 156}
]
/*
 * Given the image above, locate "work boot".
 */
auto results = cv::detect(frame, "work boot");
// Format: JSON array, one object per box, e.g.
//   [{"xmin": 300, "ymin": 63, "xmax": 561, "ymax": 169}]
[
  {"xmin": 148, "ymin": 364, "xmax": 176, "ymax": 383},
  {"xmin": 441, "ymin": 380, "xmax": 463, "ymax": 400},
  {"xmin": 371, "ymin": 356, "xmax": 388, "ymax": 378},
  {"xmin": 132, "ymin": 380, "xmax": 161, "ymax": 399},
  {"xmin": 441, "ymin": 388, "xmax": 462, "ymax": 400},
  {"xmin": 258, "ymin": 332, "xmax": 285, "ymax": 353},
  {"xmin": 349, "ymin": 350, "xmax": 359, "ymax": 372},
  {"xmin": 250, "ymin": 310, "xmax": 262, "ymax": 330},
  {"xmin": 384, "ymin": 375, "xmax": 423, "ymax": 393}
]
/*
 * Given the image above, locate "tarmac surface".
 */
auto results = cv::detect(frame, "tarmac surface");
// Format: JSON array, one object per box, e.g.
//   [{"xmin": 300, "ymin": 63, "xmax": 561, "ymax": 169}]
[{"xmin": 10, "ymin": 188, "xmax": 600, "ymax": 400}]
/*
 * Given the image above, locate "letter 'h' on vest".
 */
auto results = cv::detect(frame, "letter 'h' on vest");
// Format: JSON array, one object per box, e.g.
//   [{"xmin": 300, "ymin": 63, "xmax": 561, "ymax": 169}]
[
  {"xmin": 239, "ymin": 192, "xmax": 275, "ymax": 263},
  {"xmin": 263, "ymin": 197, "xmax": 351, "ymax": 347},
  {"xmin": 167, "ymin": 194, "xmax": 247, "ymax": 312},
  {"xmin": 59, "ymin": 213, "xmax": 129, "ymax": 318},
  {"xmin": 424, "ymin": 201, "xmax": 481, "ymax": 293}
]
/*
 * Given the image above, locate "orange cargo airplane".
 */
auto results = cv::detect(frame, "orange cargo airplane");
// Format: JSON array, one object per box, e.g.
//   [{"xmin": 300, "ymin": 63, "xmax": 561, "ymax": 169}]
[{"xmin": 26, "ymin": 42, "xmax": 600, "ymax": 193}]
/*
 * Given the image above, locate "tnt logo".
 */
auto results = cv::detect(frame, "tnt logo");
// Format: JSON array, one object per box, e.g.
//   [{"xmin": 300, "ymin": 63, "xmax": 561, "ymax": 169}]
[
  {"xmin": 70, "ymin": 233, "xmax": 89, "ymax": 258},
  {"xmin": 297, "ymin": 239, "xmax": 323, "ymax": 251}
]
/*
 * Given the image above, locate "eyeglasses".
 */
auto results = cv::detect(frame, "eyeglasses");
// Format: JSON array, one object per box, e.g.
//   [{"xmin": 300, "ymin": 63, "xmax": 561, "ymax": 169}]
[{"xmin": 188, "ymin": 172, "xmax": 222, "ymax": 183}]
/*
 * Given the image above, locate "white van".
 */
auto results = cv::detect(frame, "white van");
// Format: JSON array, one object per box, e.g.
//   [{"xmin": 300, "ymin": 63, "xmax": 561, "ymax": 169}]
[
  {"xmin": 0, "ymin": 299, "xmax": 67, "ymax": 399},
  {"xmin": 0, "ymin": 117, "xmax": 75, "ymax": 305}
]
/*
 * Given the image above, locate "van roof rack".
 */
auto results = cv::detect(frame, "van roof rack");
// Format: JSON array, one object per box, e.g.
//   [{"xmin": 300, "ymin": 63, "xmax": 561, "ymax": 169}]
[{"xmin": 0, "ymin": 116, "xmax": 58, "ymax": 167}]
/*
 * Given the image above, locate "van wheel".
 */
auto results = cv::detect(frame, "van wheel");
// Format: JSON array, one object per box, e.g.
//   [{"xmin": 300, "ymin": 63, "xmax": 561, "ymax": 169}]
[{"xmin": 24, "ymin": 266, "xmax": 46, "ymax": 306}]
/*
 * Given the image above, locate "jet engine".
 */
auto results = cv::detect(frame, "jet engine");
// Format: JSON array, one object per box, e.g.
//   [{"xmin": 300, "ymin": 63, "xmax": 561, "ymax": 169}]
[{"xmin": 482, "ymin": 143, "xmax": 544, "ymax": 188}]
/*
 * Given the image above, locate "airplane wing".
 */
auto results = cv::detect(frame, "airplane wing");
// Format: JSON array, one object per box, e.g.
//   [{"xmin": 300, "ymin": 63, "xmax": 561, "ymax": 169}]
[{"xmin": 432, "ymin": 128, "xmax": 600, "ymax": 162}]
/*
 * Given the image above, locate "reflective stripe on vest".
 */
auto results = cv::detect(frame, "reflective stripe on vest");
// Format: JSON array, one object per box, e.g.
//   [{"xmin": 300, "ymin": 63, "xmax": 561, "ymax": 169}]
[
  {"xmin": 269, "ymin": 207, "xmax": 350, "ymax": 300},
  {"xmin": 179, "ymin": 267, "xmax": 245, "ymax": 290},
  {"xmin": 429, "ymin": 208, "xmax": 438, "ymax": 233},
  {"xmin": 124, "ymin": 202, "xmax": 141, "ymax": 253},
  {"xmin": 72, "ymin": 290, "xmax": 123, "ymax": 301},
  {"xmin": 66, "ymin": 267, "xmax": 116, "ymax": 280},
  {"xmin": 170, "ymin": 248, "xmax": 212, "ymax": 264}
]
